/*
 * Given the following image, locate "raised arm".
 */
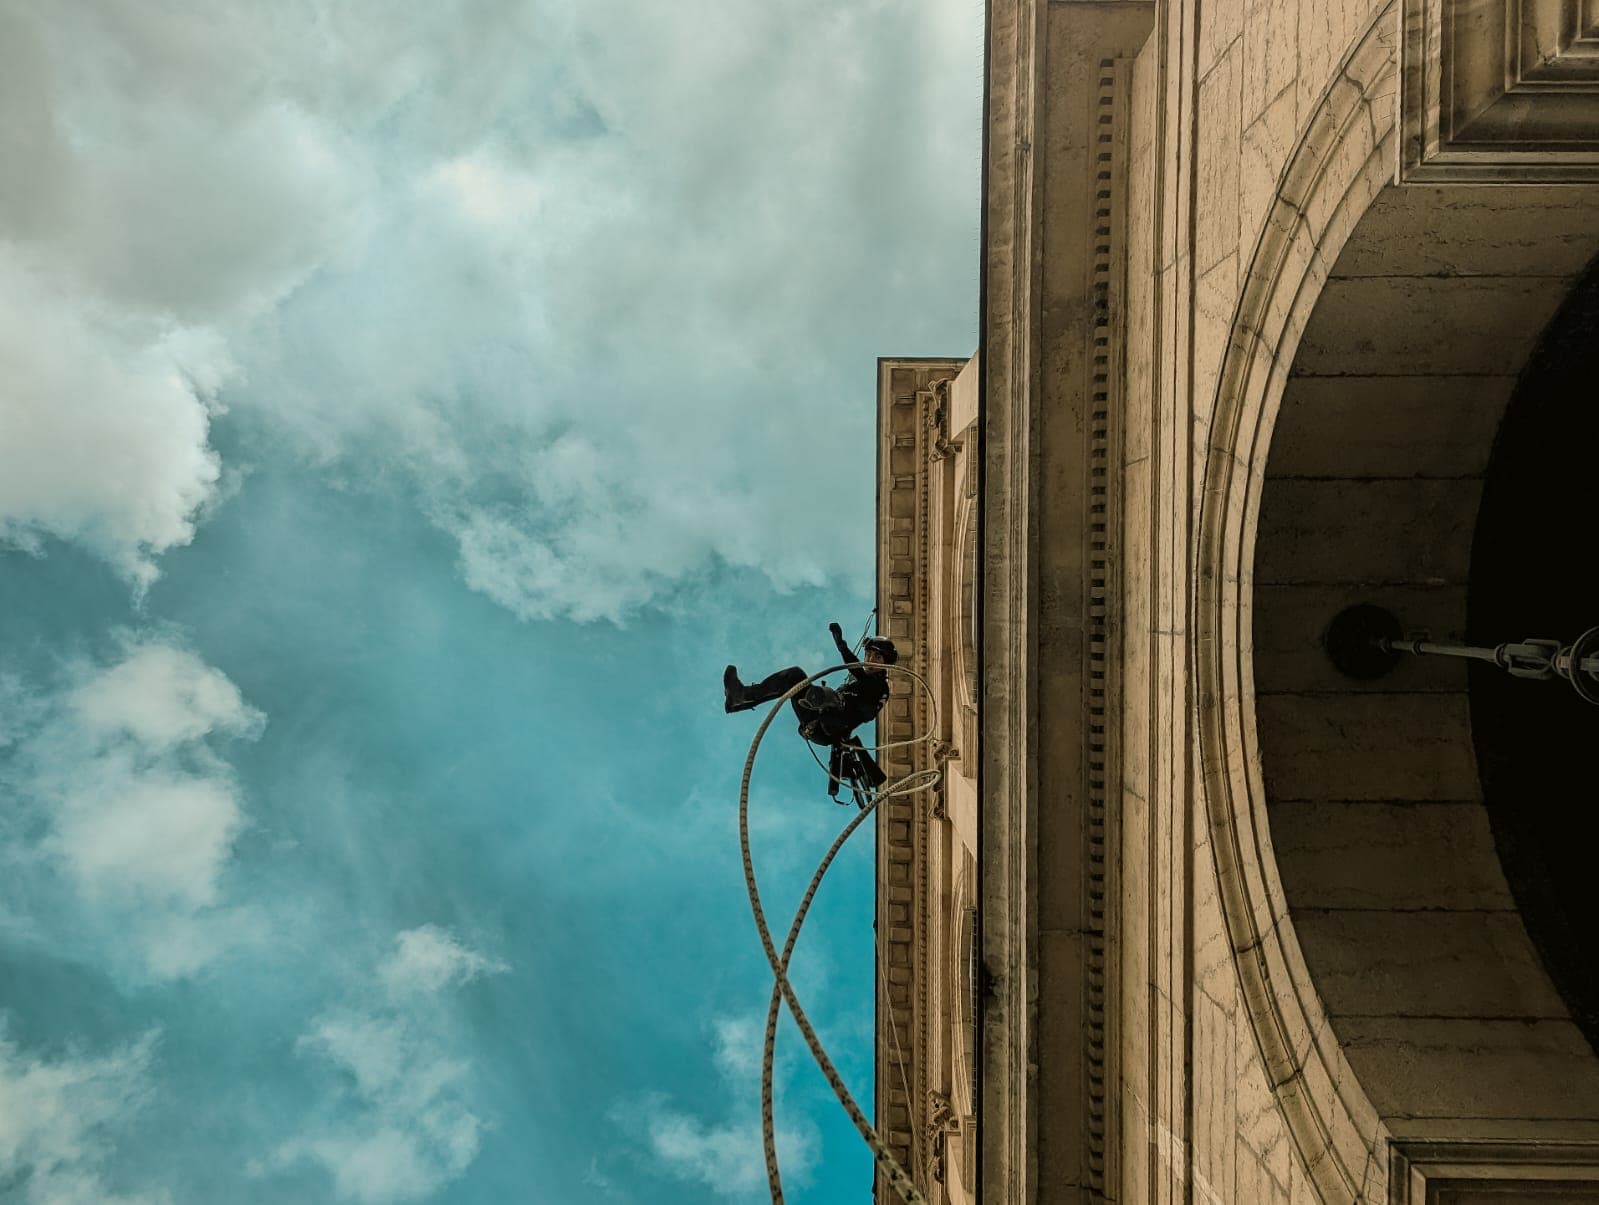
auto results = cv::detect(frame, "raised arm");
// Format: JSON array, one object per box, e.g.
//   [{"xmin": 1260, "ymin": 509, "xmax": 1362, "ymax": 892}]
[{"xmin": 827, "ymin": 622, "xmax": 861, "ymax": 668}]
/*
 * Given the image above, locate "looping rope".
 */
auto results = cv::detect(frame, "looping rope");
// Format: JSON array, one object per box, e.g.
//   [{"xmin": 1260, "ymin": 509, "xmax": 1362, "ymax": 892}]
[{"xmin": 738, "ymin": 660, "xmax": 941, "ymax": 1205}]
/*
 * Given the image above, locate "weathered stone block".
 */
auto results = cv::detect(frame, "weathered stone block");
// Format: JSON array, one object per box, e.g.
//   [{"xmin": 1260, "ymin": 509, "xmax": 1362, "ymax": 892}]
[
  {"xmin": 1256, "ymin": 691, "xmax": 1478, "ymax": 800},
  {"xmin": 1338, "ymin": 1017, "xmax": 1599, "ymax": 1120},
  {"xmin": 1331, "ymin": 185, "xmax": 1599, "ymax": 278},
  {"xmin": 1293, "ymin": 276, "xmax": 1568, "ymax": 377},
  {"xmin": 1255, "ymin": 478, "xmax": 1482, "ymax": 586},
  {"xmin": 1269, "ymin": 800, "xmax": 1514, "ymax": 911},
  {"xmin": 1270, "ymin": 375, "xmax": 1512, "ymax": 480},
  {"xmin": 1294, "ymin": 909, "xmax": 1567, "ymax": 1020}
]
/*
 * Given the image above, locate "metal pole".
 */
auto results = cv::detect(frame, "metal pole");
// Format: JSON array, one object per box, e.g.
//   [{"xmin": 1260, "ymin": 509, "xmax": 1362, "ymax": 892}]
[{"xmin": 1378, "ymin": 626, "xmax": 1599, "ymax": 704}]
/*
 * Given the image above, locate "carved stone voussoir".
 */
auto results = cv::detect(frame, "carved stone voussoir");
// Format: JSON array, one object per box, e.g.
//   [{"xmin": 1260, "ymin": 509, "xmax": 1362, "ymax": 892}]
[{"xmin": 1402, "ymin": 0, "xmax": 1599, "ymax": 180}]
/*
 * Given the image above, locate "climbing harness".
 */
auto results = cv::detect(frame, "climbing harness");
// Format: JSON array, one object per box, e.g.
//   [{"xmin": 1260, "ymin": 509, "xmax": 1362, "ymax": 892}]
[
  {"xmin": 738, "ymin": 659, "xmax": 942, "ymax": 1205},
  {"xmin": 802, "ymin": 734, "xmax": 877, "ymax": 806}
]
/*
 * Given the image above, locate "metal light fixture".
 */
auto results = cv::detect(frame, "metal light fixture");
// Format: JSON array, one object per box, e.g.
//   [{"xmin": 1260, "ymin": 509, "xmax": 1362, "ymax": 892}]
[{"xmin": 1324, "ymin": 603, "xmax": 1599, "ymax": 706}]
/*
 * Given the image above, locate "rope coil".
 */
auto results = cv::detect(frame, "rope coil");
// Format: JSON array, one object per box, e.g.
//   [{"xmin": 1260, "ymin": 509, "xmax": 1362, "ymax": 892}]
[{"xmin": 738, "ymin": 660, "xmax": 941, "ymax": 1205}]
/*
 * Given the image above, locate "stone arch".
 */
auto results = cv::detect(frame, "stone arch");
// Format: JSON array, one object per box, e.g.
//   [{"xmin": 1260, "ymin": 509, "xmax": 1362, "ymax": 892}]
[
  {"xmin": 1198, "ymin": 3, "xmax": 1599, "ymax": 1201},
  {"xmin": 1252, "ymin": 185, "xmax": 1599, "ymax": 1195},
  {"xmin": 1195, "ymin": 10, "xmax": 1402, "ymax": 1198}
]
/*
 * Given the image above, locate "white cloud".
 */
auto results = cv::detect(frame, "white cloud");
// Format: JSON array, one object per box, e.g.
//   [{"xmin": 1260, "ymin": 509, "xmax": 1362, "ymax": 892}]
[
  {"xmin": 710, "ymin": 1015, "xmax": 763, "ymax": 1084},
  {"xmin": 136, "ymin": 908, "xmax": 272, "ymax": 983},
  {"xmin": 0, "ymin": 2, "xmax": 352, "ymax": 322},
  {"xmin": 638, "ymin": 1097, "xmax": 816, "ymax": 1199},
  {"xmin": 294, "ymin": 1127, "xmax": 458, "ymax": 1205},
  {"xmin": 273, "ymin": 928, "xmax": 506, "ymax": 1203},
  {"xmin": 45, "ymin": 644, "xmax": 263, "ymax": 910},
  {"xmin": 0, "ymin": 253, "xmax": 227, "ymax": 591},
  {"xmin": 0, "ymin": 1030, "xmax": 168, "ymax": 1205},
  {"xmin": 0, "ymin": 0, "xmax": 356, "ymax": 588},
  {"xmin": 69, "ymin": 642, "xmax": 260, "ymax": 752},
  {"xmin": 380, "ymin": 925, "xmax": 509, "ymax": 996},
  {"xmin": 212, "ymin": 0, "xmax": 973, "ymax": 624},
  {"xmin": 622, "ymin": 1011, "xmax": 818, "ymax": 1199},
  {"xmin": 4, "ymin": 640, "xmax": 265, "ymax": 978},
  {"xmin": 51, "ymin": 768, "xmax": 241, "ymax": 908},
  {"xmin": 429, "ymin": 151, "xmax": 542, "ymax": 227},
  {"xmin": 1, "ymin": 0, "xmax": 978, "ymax": 619},
  {"xmin": 278, "ymin": 1012, "xmax": 485, "ymax": 1204}
]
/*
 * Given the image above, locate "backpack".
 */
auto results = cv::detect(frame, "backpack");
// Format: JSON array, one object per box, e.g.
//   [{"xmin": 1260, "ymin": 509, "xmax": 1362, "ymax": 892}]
[{"xmin": 793, "ymin": 683, "xmax": 849, "ymax": 745}]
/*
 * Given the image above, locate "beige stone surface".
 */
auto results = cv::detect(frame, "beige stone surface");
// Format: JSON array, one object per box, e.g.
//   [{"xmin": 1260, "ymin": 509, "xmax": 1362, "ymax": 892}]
[
  {"xmin": 1255, "ymin": 478, "xmax": 1482, "ymax": 586},
  {"xmin": 882, "ymin": 1, "xmax": 1599, "ymax": 1202},
  {"xmin": 1241, "ymin": 0, "xmax": 1298, "ymax": 125},
  {"xmin": 1268, "ymin": 376, "xmax": 1513, "ymax": 479},
  {"xmin": 876, "ymin": 357, "xmax": 977, "ymax": 1204},
  {"xmin": 1257, "ymin": 692, "xmax": 1479, "ymax": 800},
  {"xmin": 1293, "ymin": 276, "xmax": 1572, "ymax": 376},
  {"xmin": 1294, "ymin": 909, "xmax": 1569, "ymax": 1018},
  {"xmin": 1197, "ymin": 46, "xmax": 1242, "ymax": 274},
  {"xmin": 1270, "ymin": 800, "xmax": 1513, "ymax": 911},
  {"xmin": 1254, "ymin": 583, "xmax": 1468, "ymax": 694},
  {"xmin": 1239, "ymin": 83, "xmax": 1299, "ymax": 260},
  {"xmin": 1331, "ymin": 185, "xmax": 1599, "ymax": 277},
  {"xmin": 1193, "ymin": 255, "xmax": 1238, "ymax": 443},
  {"xmin": 1340, "ymin": 1017, "xmax": 1599, "ymax": 1120}
]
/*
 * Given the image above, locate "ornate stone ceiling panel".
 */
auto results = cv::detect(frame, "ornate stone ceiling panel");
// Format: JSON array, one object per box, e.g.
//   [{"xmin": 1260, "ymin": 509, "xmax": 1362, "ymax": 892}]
[{"xmin": 1402, "ymin": 0, "xmax": 1599, "ymax": 179}]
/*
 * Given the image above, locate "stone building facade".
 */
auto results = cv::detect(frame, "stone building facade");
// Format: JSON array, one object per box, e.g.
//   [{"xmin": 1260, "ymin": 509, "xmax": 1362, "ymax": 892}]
[
  {"xmin": 877, "ymin": 0, "xmax": 1599, "ymax": 1202},
  {"xmin": 876, "ymin": 354, "xmax": 982, "ymax": 1204}
]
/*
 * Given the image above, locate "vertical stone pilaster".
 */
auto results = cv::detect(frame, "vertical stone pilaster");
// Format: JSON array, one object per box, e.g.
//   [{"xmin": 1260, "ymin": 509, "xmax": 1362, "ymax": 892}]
[
  {"xmin": 878, "ymin": 358, "xmax": 970, "ymax": 1202},
  {"xmin": 984, "ymin": 3, "xmax": 1153, "ymax": 1202}
]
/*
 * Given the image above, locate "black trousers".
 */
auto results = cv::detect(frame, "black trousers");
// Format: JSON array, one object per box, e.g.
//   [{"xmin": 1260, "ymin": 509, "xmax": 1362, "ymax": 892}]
[
  {"xmin": 829, "ymin": 737, "xmax": 887, "ymax": 795},
  {"xmin": 741, "ymin": 666, "xmax": 810, "ymax": 707},
  {"xmin": 739, "ymin": 666, "xmax": 841, "ymax": 738}
]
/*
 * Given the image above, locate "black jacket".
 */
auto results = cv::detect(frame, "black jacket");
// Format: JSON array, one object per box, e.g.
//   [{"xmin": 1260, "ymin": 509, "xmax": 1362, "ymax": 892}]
[
  {"xmin": 830, "ymin": 624, "xmax": 890, "ymax": 731},
  {"xmin": 794, "ymin": 627, "xmax": 891, "ymax": 746}
]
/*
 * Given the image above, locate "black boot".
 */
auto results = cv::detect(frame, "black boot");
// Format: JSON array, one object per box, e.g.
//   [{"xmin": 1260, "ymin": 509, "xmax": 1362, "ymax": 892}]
[{"xmin": 724, "ymin": 665, "xmax": 751, "ymax": 714}]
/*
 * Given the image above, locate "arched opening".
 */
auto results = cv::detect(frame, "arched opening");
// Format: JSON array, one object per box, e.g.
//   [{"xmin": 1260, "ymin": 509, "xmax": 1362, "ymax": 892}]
[
  {"xmin": 1195, "ymin": 9, "xmax": 1599, "ymax": 1195},
  {"xmin": 1253, "ymin": 183, "xmax": 1599, "ymax": 1132}
]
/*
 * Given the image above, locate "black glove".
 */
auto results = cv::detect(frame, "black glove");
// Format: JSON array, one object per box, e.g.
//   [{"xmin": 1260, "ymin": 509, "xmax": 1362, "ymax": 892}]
[{"xmin": 828, "ymin": 621, "xmax": 856, "ymax": 665}]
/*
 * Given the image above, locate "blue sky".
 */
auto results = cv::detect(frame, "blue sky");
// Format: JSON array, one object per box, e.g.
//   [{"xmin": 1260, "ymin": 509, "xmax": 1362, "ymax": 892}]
[{"xmin": 0, "ymin": 2, "xmax": 979, "ymax": 1201}]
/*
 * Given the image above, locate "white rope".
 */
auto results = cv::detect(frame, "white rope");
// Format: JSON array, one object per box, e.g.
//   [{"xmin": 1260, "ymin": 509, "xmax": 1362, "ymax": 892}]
[
  {"xmin": 759, "ymin": 798, "xmax": 874, "ymax": 1204},
  {"xmin": 851, "ymin": 609, "xmax": 878, "ymax": 657},
  {"xmin": 760, "ymin": 757, "xmax": 940, "ymax": 1202},
  {"xmin": 738, "ymin": 660, "xmax": 941, "ymax": 1205}
]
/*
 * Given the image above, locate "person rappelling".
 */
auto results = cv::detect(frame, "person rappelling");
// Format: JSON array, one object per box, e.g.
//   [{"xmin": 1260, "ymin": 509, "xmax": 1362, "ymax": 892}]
[{"xmin": 723, "ymin": 622, "xmax": 900, "ymax": 805}]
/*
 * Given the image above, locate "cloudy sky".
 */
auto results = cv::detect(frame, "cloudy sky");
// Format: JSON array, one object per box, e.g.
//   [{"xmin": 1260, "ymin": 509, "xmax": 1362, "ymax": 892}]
[{"xmin": 0, "ymin": 1, "xmax": 979, "ymax": 1201}]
